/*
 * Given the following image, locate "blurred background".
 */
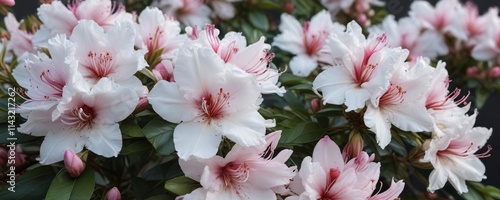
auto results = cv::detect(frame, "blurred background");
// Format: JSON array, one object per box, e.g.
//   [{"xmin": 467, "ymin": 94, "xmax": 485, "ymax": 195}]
[{"xmin": 9, "ymin": 0, "xmax": 500, "ymax": 188}]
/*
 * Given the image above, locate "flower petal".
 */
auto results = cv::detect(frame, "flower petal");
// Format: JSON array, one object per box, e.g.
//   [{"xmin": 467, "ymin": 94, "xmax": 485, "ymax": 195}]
[
  {"xmin": 39, "ymin": 130, "xmax": 84, "ymax": 165},
  {"xmin": 289, "ymin": 54, "xmax": 318, "ymax": 77},
  {"xmin": 84, "ymin": 124, "xmax": 122, "ymax": 158},
  {"xmin": 148, "ymin": 80, "xmax": 199, "ymax": 123},
  {"xmin": 173, "ymin": 121, "xmax": 222, "ymax": 159}
]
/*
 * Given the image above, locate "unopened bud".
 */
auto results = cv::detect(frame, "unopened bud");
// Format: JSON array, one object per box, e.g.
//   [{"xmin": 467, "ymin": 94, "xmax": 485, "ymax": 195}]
[
  {"xmin": 490, "ymin": 66, "xmax": 500, "ymax": 78},
  {"xmin": 466, "ymin": 66, "xmax": 480, "ymax": 78},
  {"xmin": 0, "ymin": 0, "xmax": 15, "ymax": 6},
  {"xmin": 107, "ymin": 187, "xmax": 122, "ymax": 200},
  {"xmin": 64, "ymin": 150, "xmax": 85, "ymax": 178},
  {"xmin": 284, "ymin": 2, "xmax": 294, "ymax": 14},
  {"xmin": 310, "ymin": 98, "xmax": 321, "ymax": 113},
  {"xmin": 343, "ymin": 131, "xmax": 364, "ymax": 160},
  {"xmin": 135, "ymin": 97, "xmax": 149, "ymax": 112}
]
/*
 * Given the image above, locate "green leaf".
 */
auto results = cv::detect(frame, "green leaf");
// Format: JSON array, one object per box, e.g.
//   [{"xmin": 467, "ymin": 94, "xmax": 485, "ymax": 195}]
[
  {"xmin": 255, "ymin": 0, "xmax": 281, "ymax": 10},
  {"xmin": 120, "ymin": 119, "xmax": 144, "ymax": 139},
  {"xmin": 248, "ymin": 11, "xmax": 269, "ymax": 31},
  {"xmin": 120, "ymin": 139, "xmax": 152, "ymax": 155},
  {"xmin": 164, "ymin": 176, "xmax": 200, "ymax": 196},
  {"xmin": 143, "ymin": 159, "xmax": 183, "ymax": 181},
  {"xmin": 45, "ymin": 167, "xmax": 95, "ymax": 200},
  {"xmin": 475, "ymin": 87, "xmax": 490, "ymax": 109},
  {"xmin": 142, "ymin": 117, "xmax": 176, "ymax": 155},
  {"xmin": 0, "ymin": 165, "xmax": 57, "ymax": 199},
  {"xmin": 280, "ymin": 122, "xmax": 324, "ymax": 144},
  {"xmin": 483, "ymin": 185, "xmax": 500, "ymax": 199}
]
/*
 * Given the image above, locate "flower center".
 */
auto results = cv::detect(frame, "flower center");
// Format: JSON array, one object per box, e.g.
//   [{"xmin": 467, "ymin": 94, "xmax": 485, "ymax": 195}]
[
  {"xmin": 220, "ymin": 162, "xmax": 250, "ymax": 187},
  {"xmin": 85, "ymin": 51, "xmax": 114, "ymax": 79},
  {"xmin": 303, "ymin": 21, "xmax": 329, "ymax": 56},
  {"xmin": 320, "ymin": 168, "xmax": 341, "ymax": 200},
  {"xmin": 354, "ymin": 34, "xmax": 387, "ymax": 86},
  {"xmin": 200, "ymin": 88, "xmax": 230, "ymax": 120},
  {"xmin": 61, "ymin": 104, "xmax": 95, "ymax": 130},
  {"xmin": 39, "ymin": 69, "xmax": 65, "ymax": 98},
  {"xmin": 379, "ymin": 83, "xmax": 406, "ymax": 106}
]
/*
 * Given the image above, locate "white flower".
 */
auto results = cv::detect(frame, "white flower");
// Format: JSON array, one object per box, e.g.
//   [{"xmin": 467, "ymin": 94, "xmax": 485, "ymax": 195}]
[
  {"xmin": 187, "ymin": 24, "xmax": 285, "ymax": 96},
  {"xmin": 19, "ymin": 78, "xmax": 139, "ymax": 164},
  {"xmin": 179, "ymin": 131, "xmax": 296, "ymax": 200},
  {"xmin": 13, "ymin": 34, "xmax": 80, "ymax": 112},
  {"xmin": 471, "ymin": 12, "xmax": 500, "ymax": 64},
  {"xmin": 422, "ymin": 111, "xmax": 492, "ymax": 194},
  {"xmin": 69, "ymin": 20, "xmax": 148, "ymax": 96},
  {"xmin": 364, "ymin": 58, "xmax": 434, "ymax": 148},
  {"xmin": 287, "ymin": 136, "xmax": 404, "ymax": 200},
  {"xmin": 370, "ymin": 16, "xmax": 447, "ymax": 59},
  {"xmin": 273, "ymin": 11, "xmax": 345, "ymax": 77},
  {"xmin": 4, "ymin": 13, "xmax": 35, "ymax": 59},
  {"xmin": 33, "ymin": 0, "xmax": 132, "ymax": 47},
  {"xmin": 148, "ymin": 45, "xmax": 272, "ymax": 159},
  {"xmin": 313, "ymin": 21, "xmax": 407, "ymax": 112},
  {"xmin": 135, "ymin": 7, "xmax": 186, "ymax": 61},
  {"xmin": 151, "ymin": 0, "xmax": 211, "ymax": 27}
]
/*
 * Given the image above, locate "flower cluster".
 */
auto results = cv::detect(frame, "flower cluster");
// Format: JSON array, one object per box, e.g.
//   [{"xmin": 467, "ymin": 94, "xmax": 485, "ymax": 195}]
[{"xmin": 0, "ymin": 0, "xmax": 497, "ymax": 199}]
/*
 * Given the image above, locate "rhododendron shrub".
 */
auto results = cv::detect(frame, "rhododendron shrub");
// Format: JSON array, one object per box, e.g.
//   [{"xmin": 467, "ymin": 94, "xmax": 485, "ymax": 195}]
[{"xmin": 0, "ymin": 0, "xmax": 498, "ymax": 199}]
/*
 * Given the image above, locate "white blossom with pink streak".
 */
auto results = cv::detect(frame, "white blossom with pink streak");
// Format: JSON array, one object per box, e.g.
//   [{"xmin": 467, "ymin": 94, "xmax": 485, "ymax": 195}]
[
  {"xmin": 33, "ymin": 0, "xmax": 133, "ymax": 47},
  {"xmin": 69, "ymin": 20, "xmax": 148, "ymax": 97},
  {"xmin": 4, "ymin": 13, "xmax": 35, "ymax": 61},
  {"xmin": 273, "ymin": 10, "xmax": 345, "ymax": 77},
  {"xmin": 471, "ymin": 10, "xmax": 500, "ymax": 65},
  {"xmin": 135, "ymin": 7, "xmax": 186, "ymax": 61},
  {"xmin": 364, "ymin": 57, "xmax": 434, "ymax": 148},
  {"xmin": 313, "ymin": 21, "xmax": 408, "ymax": 112},
  {"xmin": 422, "ymin": 110, "xmax": 492, "ymax": 194},
  {"xmin": 187, "ymin": 24, "xmax": 286, "ymax": 96},
  {"xmin": 148, "ymin": 44, "xmax": 274, "ymax": 159},
  {"xmin": 286, "ymin": 136, "xmax": 404, "ymax": 200},
  {"xmin": 152, "ymin": 0, "xmax": 211, "ymax": 27},
  {"xmin": 178, "ymin": 131, "xmax": 296, "ymax": 200}
]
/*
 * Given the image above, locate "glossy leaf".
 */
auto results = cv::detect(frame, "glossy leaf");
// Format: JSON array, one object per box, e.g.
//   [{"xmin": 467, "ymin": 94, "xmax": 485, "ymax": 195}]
[
  {"xmin": 142, "ymin": 117, "xmax": 176, "ymax": 155},
  {"xmin": 120, "ymin": 139, "xmax": 152, "ymax": 155},
  {"xmin": 280, "ymin": 121, "xmax": 324, "ymax": 144},
  {"xmin": 164, "ymin": 176, "xmax": 200, "ymax": 196},
  {"xmin": 0, "ymin": 165, "xmax": 57, "ymax": 199},
  {"xmin": 249, "ymin": 11, "xmax": 269, "ymax": 31},
  {"xmin": 45, "ymin": 167, "xmax": 95, "ymax": 200},
  {"xmin": 120, "ymin": 119, "xmax": 145, "ymax": 139}
]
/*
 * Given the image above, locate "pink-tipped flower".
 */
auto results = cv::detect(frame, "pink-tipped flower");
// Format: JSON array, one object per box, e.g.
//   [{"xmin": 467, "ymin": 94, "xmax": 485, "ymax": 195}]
[
  {"xmin": 64, "ymin": 150, "xmax": 85, "ymax": 178},
  {"xmin": 0, "ymin": 0, "xmax": 15, "ymax": 6},
  {"xmin": 106, "ymin": 187, "xmax": 121, "ymax": 200},
  {"xmin": 490, "ymin": 66, "xmax": 500, "ymax": 78}
]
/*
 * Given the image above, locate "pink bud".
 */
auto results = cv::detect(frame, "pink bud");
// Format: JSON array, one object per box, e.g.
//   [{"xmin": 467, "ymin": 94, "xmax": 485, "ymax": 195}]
[
  {"xmin": 14, "ymin": 146, "xmax": 26, "ymax": 168},
  {"xmin": 153, "ymin": 60, "xmax": 175, "ymax": 82},
  {"xmin": 310, "ymin": 98, "xmax": 320, "ymax": 112},
  {"xmin": 342, "ymin": 131, "xmax": 364, "ymax": 160},
  {"xmin": 490, "ymin": 66, "xmax": 500, "ymax": 78},
  {"xmin": 135, "ymin": 97, "xmax": 148, "ymax": 112},
  {"xmin": 107, "ymin": 187, "xmax": 122, "ymax": 200},
  {"xmin": 0, "ymin": 0, "xmax": 15, "ymax": 6},
  {"xmin": 357, "ymin": 14, "xmax": 369, "ymax": 27},
  {"xmin": 466, "ymin": 66, "xmax": 480, "ymax": 78},
  {"xmin": 64, "ymin": 150, "xmax": 85, "ymax": 178},
  {"xmin": 284, "ymin": 2, "xmax": 294, "ymax": 13}
]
